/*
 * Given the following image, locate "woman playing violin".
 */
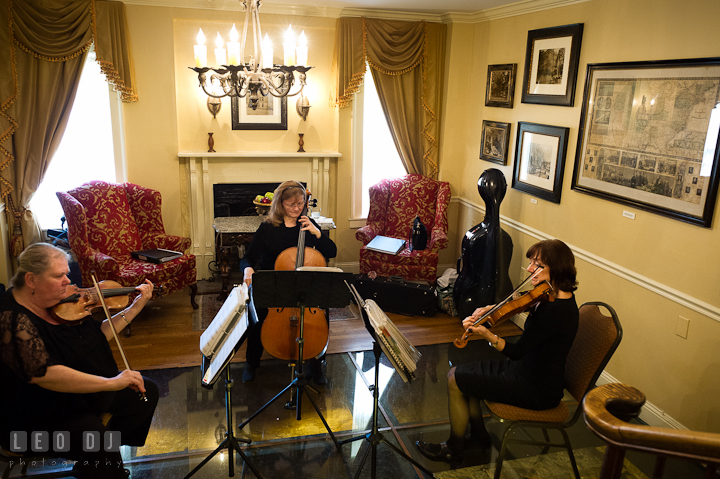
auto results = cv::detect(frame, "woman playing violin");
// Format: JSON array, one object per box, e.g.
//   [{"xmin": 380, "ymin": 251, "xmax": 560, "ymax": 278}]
[
  {"xmin": 0, "ymin": 243, "xmax": 159, "ymax": 478},
  {"xmin": 240, "ymin": 180, "xmax": 337, "ymax": 383},
  {"xmin": 416, "ymin": 239, "xmax": 579, "ymax": 464}
]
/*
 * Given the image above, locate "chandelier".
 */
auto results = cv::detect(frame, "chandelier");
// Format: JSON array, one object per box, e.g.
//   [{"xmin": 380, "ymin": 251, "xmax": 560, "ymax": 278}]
[{"xmin": 190, "ymin": 0, "xmax": 311, "ymax": 112}]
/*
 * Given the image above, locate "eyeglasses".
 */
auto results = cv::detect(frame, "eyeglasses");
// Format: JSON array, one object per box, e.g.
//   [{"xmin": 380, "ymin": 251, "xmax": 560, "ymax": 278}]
[
  {"xmin": 528, "ymin": 258, "xmax": 546, "ymax": 270},
  {"xmin": 283, "ymin": 201, "xmax": 305, "ymax": 210}
]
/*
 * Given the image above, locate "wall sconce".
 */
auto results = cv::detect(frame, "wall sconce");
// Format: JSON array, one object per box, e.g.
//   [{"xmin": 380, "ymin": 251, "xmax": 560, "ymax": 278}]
[
  {"xmin": 207, "ymin": 96, "xmax": 221, "ymax": 119},
  {"xmin": 296, "ymin": 93, "xmax": 311, "ymax": 121}
]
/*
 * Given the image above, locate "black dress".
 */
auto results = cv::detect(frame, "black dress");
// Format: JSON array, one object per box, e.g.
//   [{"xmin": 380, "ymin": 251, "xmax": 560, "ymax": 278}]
[
  {"xmin": 0, "ymin": 290, "xmax": 158, "ymax": 477},
  {"xmin": 239, "ymin": 218, "xmax": 337, "ymax": 367},
  {"xmin": 454, "ymin": 296, "xmax": 579, "ymax": 410}
]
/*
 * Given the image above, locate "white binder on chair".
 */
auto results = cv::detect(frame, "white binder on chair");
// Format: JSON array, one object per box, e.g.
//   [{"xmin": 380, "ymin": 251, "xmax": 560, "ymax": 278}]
[{"xmin": 366, "ymin": 235, "xmax": 406, "ymax": 255}]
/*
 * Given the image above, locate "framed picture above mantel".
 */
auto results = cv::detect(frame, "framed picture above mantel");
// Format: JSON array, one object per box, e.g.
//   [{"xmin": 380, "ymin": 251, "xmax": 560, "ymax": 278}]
[
  {"xmin": 571, "ymin": 57, "xmax": 720, "ymax": 227},
  {"xmin": 231, "ymin": 95, "xmax": 287, "ymax": 130}
]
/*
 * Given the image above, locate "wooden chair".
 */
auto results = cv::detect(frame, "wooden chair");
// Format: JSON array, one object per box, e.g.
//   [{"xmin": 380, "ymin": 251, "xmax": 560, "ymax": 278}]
[
  {"xmin": 484, "ymin": 302, "xmax": 623, "ymax": 479},
  {"xmin": 584, "ymin": 383, "xmax": 720, "ymax": 479}
]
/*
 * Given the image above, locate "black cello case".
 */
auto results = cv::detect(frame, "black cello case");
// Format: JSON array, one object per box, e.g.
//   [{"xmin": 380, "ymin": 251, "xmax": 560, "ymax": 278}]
[{"xmin": 453, "ymin": 169, "xmax": 514, "ymax": 319}]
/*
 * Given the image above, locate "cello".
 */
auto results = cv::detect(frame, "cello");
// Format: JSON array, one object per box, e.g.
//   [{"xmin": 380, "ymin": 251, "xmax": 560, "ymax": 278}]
[
  {"xmin": 453, "ymin": 169, "xmax": 514, "ymax": 319},
  {"xmin": 260, "ymin": 193, "xmax": 330, "ymax": 361}
]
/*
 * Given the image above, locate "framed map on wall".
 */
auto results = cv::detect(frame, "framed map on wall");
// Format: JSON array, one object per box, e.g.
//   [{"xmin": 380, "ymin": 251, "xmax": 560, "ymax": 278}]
[{"xmin": 571, "ymin": 58, "xmax": 720, "ymax": 227}]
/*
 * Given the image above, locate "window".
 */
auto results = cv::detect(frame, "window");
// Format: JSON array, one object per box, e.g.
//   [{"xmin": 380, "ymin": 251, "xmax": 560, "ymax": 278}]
[
  {"xmin": 351, "ymin": 70, "xmax": 406, "ymax": 223},
  {"xmin": 29, "ymin": 48, "xmax": 121, "ymax": 229}
]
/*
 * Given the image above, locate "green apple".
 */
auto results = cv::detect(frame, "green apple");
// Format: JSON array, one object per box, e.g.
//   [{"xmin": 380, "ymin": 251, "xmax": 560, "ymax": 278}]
[
  {"xmin": 265, "ymin": 192, "xmax": 274, "ymax": 200},
  {"xmin": 255, "ymin": 195, "xmax": 264, "ymax": 203}
]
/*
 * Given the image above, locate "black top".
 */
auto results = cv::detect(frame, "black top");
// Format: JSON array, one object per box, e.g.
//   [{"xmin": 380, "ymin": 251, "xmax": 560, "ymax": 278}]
[
  {"xmin": 502, "ymin": 295, "xmax": 579, "ymax": 403},
  {"xmin": 0, "ymin": 290, "xmax": 120, "ymax": 429},
  {"xmin": 239, "ymin": 218, "xmax": 337, "ymax": 272}
]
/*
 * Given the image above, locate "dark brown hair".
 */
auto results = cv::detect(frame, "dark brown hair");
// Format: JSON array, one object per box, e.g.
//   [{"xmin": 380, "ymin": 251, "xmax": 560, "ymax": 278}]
[
  {"xmin": 526, "ymin": 239, "xmax": 578, "ymax": 293},
  {"xmin": 266, "ymin": 180, "xmax": 306, "ymax": 226}
]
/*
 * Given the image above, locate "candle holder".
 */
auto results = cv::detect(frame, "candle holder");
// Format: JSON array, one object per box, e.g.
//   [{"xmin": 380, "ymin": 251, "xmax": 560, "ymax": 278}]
[
  {"xmin": 297, "ymin": 133, "xmax": 305, "ymax": 153},
  {"xmin": 208, "ymin": 133, "xmax": 216, "ymax": 153}
]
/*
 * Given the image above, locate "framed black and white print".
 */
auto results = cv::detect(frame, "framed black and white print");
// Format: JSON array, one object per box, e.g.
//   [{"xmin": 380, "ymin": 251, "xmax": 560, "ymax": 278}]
[
  {"xmin": 231, "ymin": 95, "xmax": 288, "ymax": 130},
  {"xmin": 521, "ymin": 23, "xmax": 583, "ymax": 107},
  {"xmin": 571, "ymin": 57, "xmax": 720, "ymax": 227},
  {"xmin": 512, "ymin": 122, "xmax": 570, "ymax": 203},
  {"xmin": 485, "ymin": 64, "xmax": 517, "ymax": 108},
  {"xmin": 480, "ymin": 120, "xmax": 511, "ymax": 165}
]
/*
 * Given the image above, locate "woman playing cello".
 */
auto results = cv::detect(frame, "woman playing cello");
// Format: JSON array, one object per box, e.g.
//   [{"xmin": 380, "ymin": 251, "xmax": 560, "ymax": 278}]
[
  {"xmin": 416, "ymin": 239, "xmax": 579, "ymax": 464},
  {"xmin": 0, "ymin": 243, "xmax": 158, "ymax": 478},
  {"xmin": 240, "ymin": 180, "xmax": 337, "ymax": 383}
]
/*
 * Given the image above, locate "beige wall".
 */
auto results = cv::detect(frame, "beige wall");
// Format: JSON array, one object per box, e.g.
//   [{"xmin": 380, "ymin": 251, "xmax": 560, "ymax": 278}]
[
  {"xmin": 122, "ymin": 5, "xmax": 338, "ymax": 238},
  {"xmin": 120, "ymin": 0, "xmax": 720, "ymax": 432},
  {"xmin": 439, "ymin": 0, "xmax": 720, "ymax": 432}
]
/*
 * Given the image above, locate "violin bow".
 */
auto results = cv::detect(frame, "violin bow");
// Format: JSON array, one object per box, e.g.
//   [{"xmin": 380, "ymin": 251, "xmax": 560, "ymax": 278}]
[
  {"xmin": 469, "ymin": 266, "xmax": 546, "ymax": 328},
  {"xmin": 91, "ymin": 274, "xmax": 147, "ymax": 402}
]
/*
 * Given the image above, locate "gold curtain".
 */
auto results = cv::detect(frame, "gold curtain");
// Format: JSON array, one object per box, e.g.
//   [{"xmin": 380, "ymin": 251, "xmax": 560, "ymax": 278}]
[
  {"xmin": 330, "ymin": 17, "xmax": 446, "ymax": 178},
  {"xmin": 0, "ymin": 0, "xmax": 137, "ymax": 256}
]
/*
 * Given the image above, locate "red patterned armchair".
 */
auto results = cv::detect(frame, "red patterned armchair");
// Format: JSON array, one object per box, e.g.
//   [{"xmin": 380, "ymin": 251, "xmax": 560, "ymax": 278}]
[
  {"xmin": 356, "ymin": 174, "xmax": 451, "ymax": 283},
  {"xmin": 57, "ymin": 181, "xmax": 198, "ymax": 331}
]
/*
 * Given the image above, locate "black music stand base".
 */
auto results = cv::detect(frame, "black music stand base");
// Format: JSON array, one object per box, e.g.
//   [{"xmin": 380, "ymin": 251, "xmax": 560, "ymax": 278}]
[
  {"xmin": 340, "ymin": 342, "xmax": 435, "ymax": 479},
  {"xmin": 183, "ymin": 367, "xmax": 264, "ymax": 479}
]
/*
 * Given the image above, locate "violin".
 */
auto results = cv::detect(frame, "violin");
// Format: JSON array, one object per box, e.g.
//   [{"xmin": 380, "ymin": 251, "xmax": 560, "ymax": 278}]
[
  {"xmin": 52, "ymin": 280, "xmax": 136, "ymax": 322},
  {"xmin": 453, "ymin": 271, "xmax": 554, "ymax": 349},
  {"xmin": 51, "ymin": 280, "xmax": 163, "ymax": 322}
]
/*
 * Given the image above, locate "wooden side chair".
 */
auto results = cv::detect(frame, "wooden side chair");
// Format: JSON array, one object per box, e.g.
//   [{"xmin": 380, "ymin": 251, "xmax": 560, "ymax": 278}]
[
  {"xmin": 484, "ymin": 302, "xmax": 623, "ymax": 479},
  {"xmin": 584, "ymin": 383, "xmax": 720, "ymax": 479}
]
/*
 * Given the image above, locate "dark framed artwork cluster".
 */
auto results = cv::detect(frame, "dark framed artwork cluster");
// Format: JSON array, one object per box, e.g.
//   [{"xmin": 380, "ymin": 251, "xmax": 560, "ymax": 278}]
[{"xmin": 480, "ymin": 22, "xmax": 720, "ymax": 226}]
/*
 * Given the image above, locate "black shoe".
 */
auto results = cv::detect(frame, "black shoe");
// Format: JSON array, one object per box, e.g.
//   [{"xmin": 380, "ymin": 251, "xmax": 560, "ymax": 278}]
[
  {"xmin": 309, "ymin": 359, "xmax": 326, "ymax": 385},
  {"xmin": 415, "ymin": 441, "xmax": 464, "ymax": 463},
  {"xmin": 242, "ymin": 363, "xmax": 256, "ymax": 382}
]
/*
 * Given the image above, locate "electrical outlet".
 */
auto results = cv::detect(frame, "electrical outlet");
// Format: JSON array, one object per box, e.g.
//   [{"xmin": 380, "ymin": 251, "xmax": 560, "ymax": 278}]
[{"xmin": 676, "ymin": 316, "xmax": 689, "ymax": 339}]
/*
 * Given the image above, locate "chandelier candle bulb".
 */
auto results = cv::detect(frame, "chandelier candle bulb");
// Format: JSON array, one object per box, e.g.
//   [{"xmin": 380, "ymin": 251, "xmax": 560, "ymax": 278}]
[
  {"xmin": 194, "ymin": 29, "xmax": 207, "ymax": 68},
  {"xmin": 283, "ymin": 25, "xmax": 296, "ymax": 66},
  {"xmin": 214, "ymin": 33, "xmax": 227, "ymax": 66},
  {"xmin": 262, "ymin": 34, "xmax": 273, "ymax": 69},
  {"xmin": 296, "ymin": 31, "xmax": 308, "ymax": 66},
  {"xmin": 227, "ymin": 24, "xmax": 241, "ymax": 65}
]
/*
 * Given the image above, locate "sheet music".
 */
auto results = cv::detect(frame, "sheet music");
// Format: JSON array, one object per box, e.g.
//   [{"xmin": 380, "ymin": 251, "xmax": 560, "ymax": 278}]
[
  {"xmin": 200, "ymin": 284, "xmax": 248, "ymax": 358},
  {"xmin": 347, "ymin": 282, "xmax": 421, "ymax": 382}
]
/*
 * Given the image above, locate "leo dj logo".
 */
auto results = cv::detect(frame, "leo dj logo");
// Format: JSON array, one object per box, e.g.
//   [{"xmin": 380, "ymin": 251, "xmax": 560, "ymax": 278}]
[{"xmin": 10, "ymin": 431, "xmax": 121, "ymax": 453}]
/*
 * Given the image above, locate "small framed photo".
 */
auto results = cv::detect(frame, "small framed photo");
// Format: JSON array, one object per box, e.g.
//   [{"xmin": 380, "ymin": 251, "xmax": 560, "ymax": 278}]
[
  {"xmin": 521, "ymin": 23, "xmax": 583, "ymax": 107},
  {"xmin": 231, "ymin": 95, "xmax": 287, "ymax": 130},
  {"xmin": 512, "ymin": 122, "xmax": 570, "ymax": 203},
  {"xmin": 485, "ymin": 64, "xmax": 517, "ymax": 108},
  {"xmin": 480, "ymin": 120, "xmax": 511, "ymax": 165}
]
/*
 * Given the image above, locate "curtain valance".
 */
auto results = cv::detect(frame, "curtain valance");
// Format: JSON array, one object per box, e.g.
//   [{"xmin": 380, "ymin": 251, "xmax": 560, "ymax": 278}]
[{"xmin": 331, "ymin": 17, "xmax": 446, "ymax": 178}]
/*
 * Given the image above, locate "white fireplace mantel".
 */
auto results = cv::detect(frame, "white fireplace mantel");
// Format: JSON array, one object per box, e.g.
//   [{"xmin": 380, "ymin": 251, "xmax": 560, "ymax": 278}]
[{"xmin": 178, "ymin": 151, "xmax": 342, "ymax": 279}]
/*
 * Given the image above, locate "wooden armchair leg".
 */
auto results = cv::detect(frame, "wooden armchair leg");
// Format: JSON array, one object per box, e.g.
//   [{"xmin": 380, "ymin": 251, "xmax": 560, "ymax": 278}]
[{"xmin": 190, "ymin": 283, "xmax": 198, "ymax": 310}]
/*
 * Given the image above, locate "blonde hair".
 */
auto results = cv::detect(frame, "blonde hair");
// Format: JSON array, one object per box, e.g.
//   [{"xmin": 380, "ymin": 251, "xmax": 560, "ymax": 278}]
[
  {"xmin": 266, "ymin": 180, "xmax": 306, "ymax": 226},
  {"xmin": 11, "ymin": 243, "xmax": 70, "ymax": 289}
]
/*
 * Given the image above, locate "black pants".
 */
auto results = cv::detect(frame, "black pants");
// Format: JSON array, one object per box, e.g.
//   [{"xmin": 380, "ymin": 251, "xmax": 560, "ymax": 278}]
[{"xmin": 4, "ymin": 377, "xmax": 159, "ymax": 478}]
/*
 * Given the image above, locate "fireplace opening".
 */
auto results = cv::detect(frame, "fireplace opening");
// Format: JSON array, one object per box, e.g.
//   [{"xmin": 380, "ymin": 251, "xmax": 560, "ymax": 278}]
[{"xmin": 213, "ymin": 182, "xmax": 307, "ymax": 218}]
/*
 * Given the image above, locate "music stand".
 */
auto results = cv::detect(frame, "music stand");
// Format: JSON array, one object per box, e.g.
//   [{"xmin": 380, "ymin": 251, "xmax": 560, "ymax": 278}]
[
  {"xmin": 238, "ymin": 269, "xmax": 353, "ymax": 451},
  {"xmin": 184, "ymin": 286, "xmax": 264, "ymax": 479},
  {"xmin": 341, "ymin": 283, "xmax": 435, "ymax": 479}
]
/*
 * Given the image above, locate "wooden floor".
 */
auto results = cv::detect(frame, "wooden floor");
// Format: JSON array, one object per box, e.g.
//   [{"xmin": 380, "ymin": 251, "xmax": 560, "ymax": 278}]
[{"xmin": 110, "ymin": 287, "xmax": 522, "ymax": 371}]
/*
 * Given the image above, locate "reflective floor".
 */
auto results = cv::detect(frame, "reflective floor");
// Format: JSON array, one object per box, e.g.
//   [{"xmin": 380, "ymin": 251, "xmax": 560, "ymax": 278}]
[{"xmin": 6, "ymin": 339, "xmax": 710, "ymax": 478}]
